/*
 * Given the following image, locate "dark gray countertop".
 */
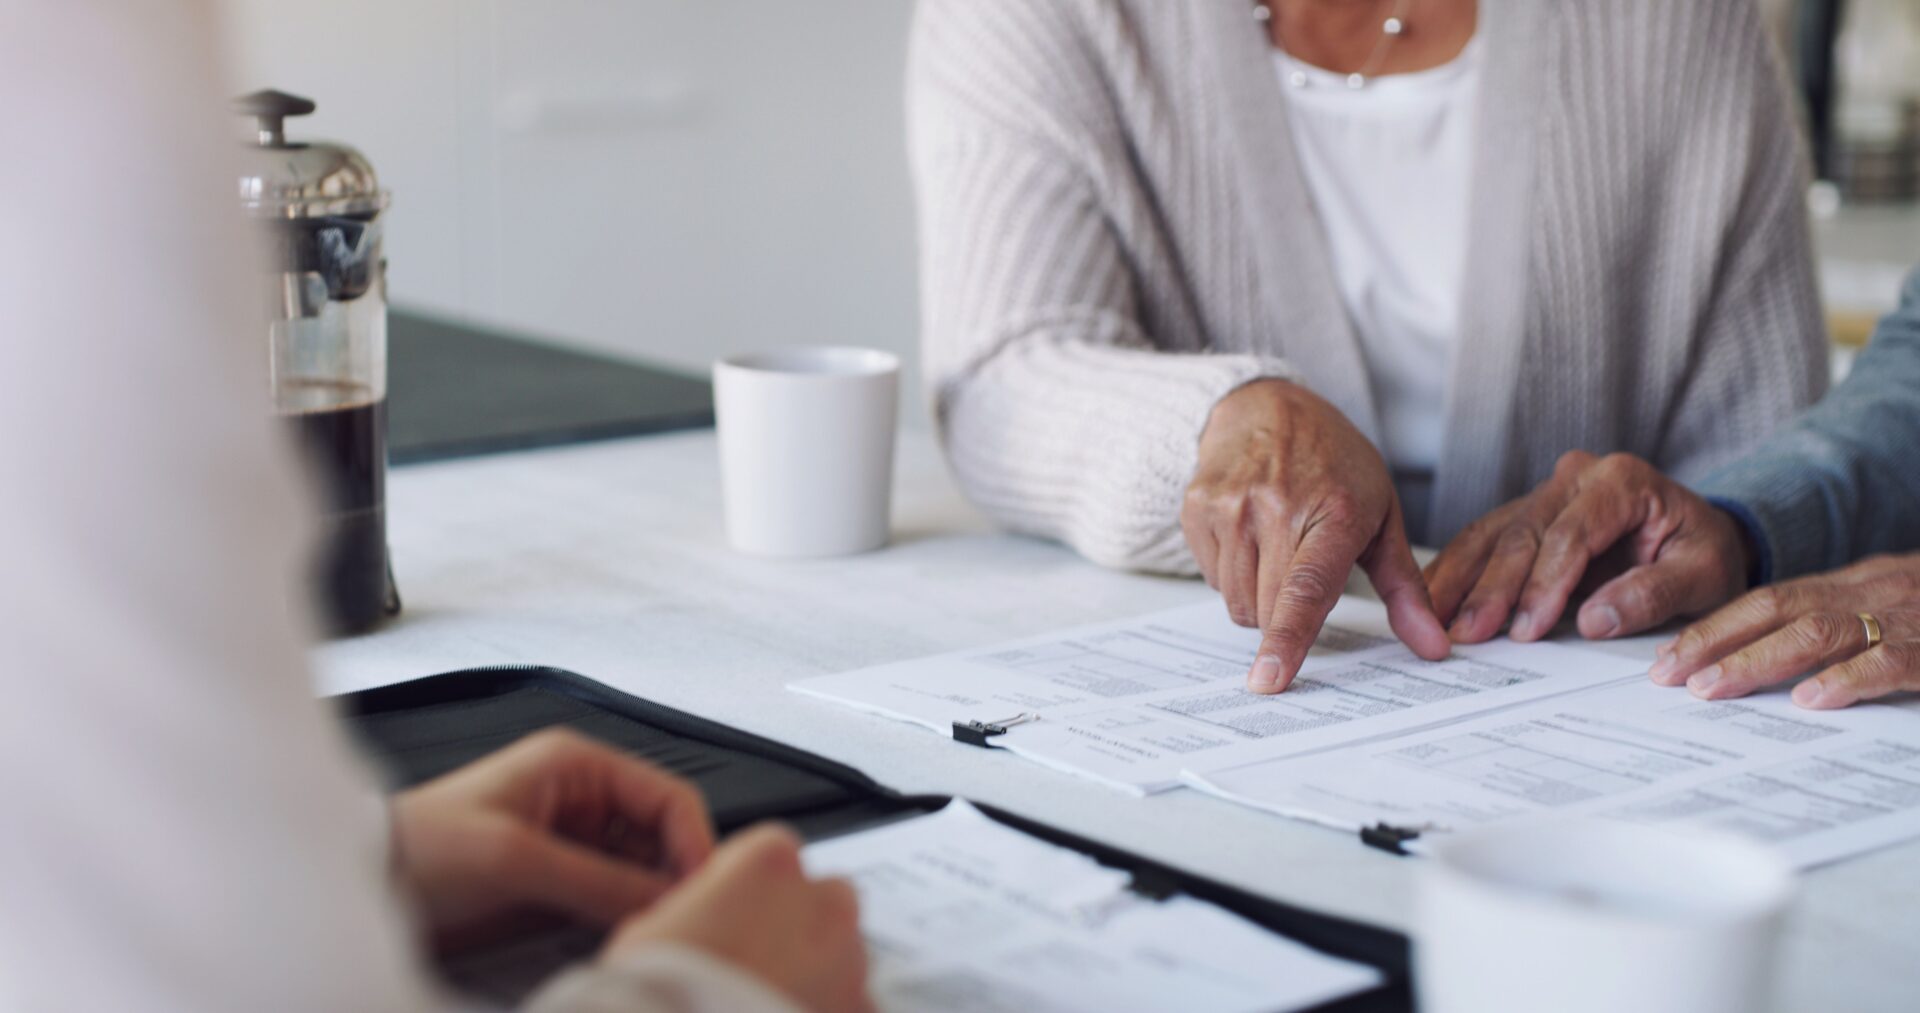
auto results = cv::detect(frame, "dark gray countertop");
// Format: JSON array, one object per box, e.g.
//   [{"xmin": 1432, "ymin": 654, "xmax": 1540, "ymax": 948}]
[{"xmin": 388, "ymin": 308, "xmax": 713, "ymax": 465}]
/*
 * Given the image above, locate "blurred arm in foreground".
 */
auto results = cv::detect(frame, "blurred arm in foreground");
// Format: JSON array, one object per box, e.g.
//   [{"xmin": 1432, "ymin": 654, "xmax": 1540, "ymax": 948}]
[{"xmin": 0, "ymin": 5, "xmax": 865, "ymax": 1011}]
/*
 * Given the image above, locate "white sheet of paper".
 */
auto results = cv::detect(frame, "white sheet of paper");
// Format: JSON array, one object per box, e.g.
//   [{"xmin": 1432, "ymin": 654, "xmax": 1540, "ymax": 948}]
[
  {"xmin": 802, "ymin": 800, "xmax": 1383, "ymax": 1013},
  {"xmin": 791, "ymin": 597, "xmax": 1647, "ymax": 792},
  {"xmin": 790, "ymin": 600, "xmax": 1326, "ymax": 735},
  {"xmin": 1189, "ymin": 678, "xmax": 1920, "ymax": 869}
]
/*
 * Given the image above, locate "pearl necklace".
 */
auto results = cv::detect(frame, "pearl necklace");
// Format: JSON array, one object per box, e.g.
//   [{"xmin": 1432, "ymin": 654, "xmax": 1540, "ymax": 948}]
[{"xmin": 1255, "ymin": 0, "xmax": 1412, "ymax": 90}]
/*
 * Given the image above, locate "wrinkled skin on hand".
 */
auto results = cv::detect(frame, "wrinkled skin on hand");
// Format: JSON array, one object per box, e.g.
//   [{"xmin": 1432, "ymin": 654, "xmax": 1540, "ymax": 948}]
[{"xmin": 1182, "ymin": 379, "xmax": 1448, "ymax": 693}]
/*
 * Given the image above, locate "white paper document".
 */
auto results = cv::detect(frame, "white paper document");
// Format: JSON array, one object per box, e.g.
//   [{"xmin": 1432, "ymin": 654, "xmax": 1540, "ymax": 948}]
[
  {"xmin": 790, "ymin": 597, "xmax": 1647, "ymax": 792},
  {"xmin": 1189, "ymin": 678, "xmax": 1920, "ymax": 869},
  {"xmin": 793, "ymin": 596, "xmax": 1920, "ymax": 866},
  {"xmin": 802, "ymin": 800, "xmax": 1382, "ymax": 1013}
]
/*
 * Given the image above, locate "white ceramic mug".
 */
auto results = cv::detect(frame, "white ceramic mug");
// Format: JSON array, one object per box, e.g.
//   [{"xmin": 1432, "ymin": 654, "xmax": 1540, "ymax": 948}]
[
  {"xmin": 1416, "ymin": 817, "xmax": 1795, "ymax": 1013},
  {"xmin": 713, "ymin": 347, "xmax": 899, "ymax": 557}
]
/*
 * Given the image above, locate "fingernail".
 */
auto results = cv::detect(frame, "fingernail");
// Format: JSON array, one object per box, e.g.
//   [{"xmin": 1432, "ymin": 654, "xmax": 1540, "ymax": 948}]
[
  {"xmin": 1649, "ymin": 655, "xmax": 1680, "ymax": 685},
  {"xmin": 1590, "ymin": 605, "xmax": 1621, "ymax": 639},
  {"xmin": 1687, "ymin": 665, "xmax": 1722, "ymax": 696},
  {"xmin": 1512, "ymin": 610, "xmax": 1534, "ymax": 639},
  {"xmin": 1793, "ymin": 679, "xmax": 1826, "ymax": 708},
  {"xmin": 1449, "ymin": 607, "xmax": 1477, "ymax": 640},
  {"xmin": 1250, "ymin": 655, "xmax": 1283, "ymax": 691},
  {"xmin": 1655, "ymin": 641, "xmax": 1675, "ymax": 660}
]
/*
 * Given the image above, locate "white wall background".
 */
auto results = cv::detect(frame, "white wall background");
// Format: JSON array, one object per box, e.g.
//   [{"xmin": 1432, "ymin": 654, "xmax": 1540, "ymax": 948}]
[{"xmin": 223, "ymin": 0, "xmax": 922, "ymax": 405}]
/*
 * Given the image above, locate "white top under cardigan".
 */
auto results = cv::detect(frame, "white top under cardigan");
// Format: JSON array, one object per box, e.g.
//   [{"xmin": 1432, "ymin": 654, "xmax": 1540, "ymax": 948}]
[
  {"xmin": 910, "ymin": 0, "xmax": 1825, "ymax": 566},
  {"xmin": 1274, "ymin": 37, "xmax": 1484, "ymax": 476},
  {"xmin": 0, "ymin": 6, "xmax": 794, "ymax": 1012}
]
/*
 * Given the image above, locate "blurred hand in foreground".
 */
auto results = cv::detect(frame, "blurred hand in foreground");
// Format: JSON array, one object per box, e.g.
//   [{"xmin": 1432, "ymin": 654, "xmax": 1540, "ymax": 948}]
[
  {"xmin": 1649, "ymin": 554, "xmax": 1920, "ymax": 709},
  {"xmin": 1425, "ymin": 451, "xmax": 1751, "ymax": 644},
  {"xmin": 1183, "ymin": 379, "xmax": 1449, "ymax": 694},
  {"xmin": 607, "ymin": 824, "xmax": 874, "ymax": 1013},
  {"xmin": 391, "ymin": 728, "xmax": 714, "ymax": 951}
]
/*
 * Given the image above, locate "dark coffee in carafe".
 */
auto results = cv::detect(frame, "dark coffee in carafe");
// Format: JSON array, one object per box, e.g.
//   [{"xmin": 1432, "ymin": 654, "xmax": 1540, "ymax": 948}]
[{"xmin": 284, "ymin": 383, "xmax": 394, "ymax": 635}]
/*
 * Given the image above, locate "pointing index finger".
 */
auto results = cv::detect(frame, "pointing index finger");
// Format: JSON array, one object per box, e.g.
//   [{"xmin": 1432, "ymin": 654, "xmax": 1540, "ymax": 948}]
[{"xmin": 1249, "ymin": 520, "xmax": 1369, "ymax": 693}]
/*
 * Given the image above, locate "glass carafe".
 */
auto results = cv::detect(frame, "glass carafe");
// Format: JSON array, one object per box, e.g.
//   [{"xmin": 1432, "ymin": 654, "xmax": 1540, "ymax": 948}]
[{"xmin": 236, "ymin": 89, "xmax": 400, "ymax": 635}]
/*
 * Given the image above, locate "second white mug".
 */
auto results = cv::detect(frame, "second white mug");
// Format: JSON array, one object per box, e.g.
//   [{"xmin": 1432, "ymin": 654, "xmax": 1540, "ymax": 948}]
[
  {"xmin": 1416, "ymin": 817, "xmax": 1795, "ymax": 1013},
  {"xmin": 713, "ymin": 346, "xmax": 899, "ymax": 558}
]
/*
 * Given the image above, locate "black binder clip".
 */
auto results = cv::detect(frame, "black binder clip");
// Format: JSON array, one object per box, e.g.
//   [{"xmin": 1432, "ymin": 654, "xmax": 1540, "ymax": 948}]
[
  {"xmin": 1360, "ymin": 822, "xmax": 1423, "ymax": 856},
  {"xmin": 953, "ymin": 712, "xmax": 1039, "ymax": 747}
]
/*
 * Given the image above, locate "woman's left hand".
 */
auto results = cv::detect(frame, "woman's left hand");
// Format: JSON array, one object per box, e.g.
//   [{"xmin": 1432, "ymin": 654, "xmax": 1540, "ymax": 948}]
[
  {"xmin": 1426, "ymin": 451, "xmax": 1751, "ymax": 643},
  {"xmin": 1650, "ymin": 554, "xmax": 1920, "ymax": 709},
  {"xmin": 391, "ymin": 728, "xmax": 714, "ymax": 951}
]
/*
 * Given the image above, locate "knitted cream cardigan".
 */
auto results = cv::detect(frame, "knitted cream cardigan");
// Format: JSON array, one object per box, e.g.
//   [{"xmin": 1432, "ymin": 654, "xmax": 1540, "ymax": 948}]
[{"xmin": 910, "ymin": 0, "xmax": 1827, "ymax": 571}]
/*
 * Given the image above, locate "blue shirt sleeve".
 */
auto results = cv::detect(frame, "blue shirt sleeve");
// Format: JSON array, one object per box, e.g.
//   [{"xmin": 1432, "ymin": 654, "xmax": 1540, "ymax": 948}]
[
  {"xmin": 1704, "ymin": 495, "xmax": 1775, "ymax": 586},
  {"xmin": 1694, "ymin": 267, "xmax": 1920, "ymax": 581}
]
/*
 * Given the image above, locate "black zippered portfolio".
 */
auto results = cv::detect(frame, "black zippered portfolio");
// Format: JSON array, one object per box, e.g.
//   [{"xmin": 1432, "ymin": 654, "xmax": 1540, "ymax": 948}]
[{"xmin": 335, "ymin": 665, "xmax": 1413, "ymax": 1011}]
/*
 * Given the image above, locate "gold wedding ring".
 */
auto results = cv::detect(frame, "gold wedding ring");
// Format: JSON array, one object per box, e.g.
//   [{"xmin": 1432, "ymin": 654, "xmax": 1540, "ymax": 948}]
[{"xmin": 1860, "ymin": 613, "xmax": 1884, "ymax": 650}]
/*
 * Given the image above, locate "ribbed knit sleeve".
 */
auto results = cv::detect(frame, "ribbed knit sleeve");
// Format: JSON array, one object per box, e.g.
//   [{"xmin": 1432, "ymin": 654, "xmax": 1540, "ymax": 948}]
[
  {"xmin": 908, "ymin": 0, "xmax": 1296, "ymax": 574},
  {"xmin": 1650, "ymin": 0, "xmax": 1828, "ymax": 483},
  {"xmin": 1695, "ymin": 270, "xmax": 1920, "ymax": 582}
]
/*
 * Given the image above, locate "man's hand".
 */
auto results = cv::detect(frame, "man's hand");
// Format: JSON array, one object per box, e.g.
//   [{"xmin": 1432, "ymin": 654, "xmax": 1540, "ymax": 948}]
[
  {"xmin": 1649, "ymin": 554, "xmax": 1920, "ymax": 709},
  {"xmin": 1183, "ymin": 380, "xmax": 1448, "ymax": 693},
  {"xmin": 1426, "ymin": 451, "xmax": 1751, "ymax": 644},
  {"xmin": 606, "ymin": 824, "xmax": 873, "ymax": 1013},
  {"xmin": 391, "ymin": 728, "xmax": 714, "ymax": 951}
]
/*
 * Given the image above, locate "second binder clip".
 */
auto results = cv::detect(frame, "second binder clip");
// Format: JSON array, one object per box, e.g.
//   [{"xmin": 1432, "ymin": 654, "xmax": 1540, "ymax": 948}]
[{"xmin": 953, "ymin": 712, "xmax": 1040, "ymax": 747}]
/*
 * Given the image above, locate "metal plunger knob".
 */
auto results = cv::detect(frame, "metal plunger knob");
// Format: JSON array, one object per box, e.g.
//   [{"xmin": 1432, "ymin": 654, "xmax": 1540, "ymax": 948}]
[{"xmin": 233, "ymin": 89, "xmax": 316, "ymax": 148}]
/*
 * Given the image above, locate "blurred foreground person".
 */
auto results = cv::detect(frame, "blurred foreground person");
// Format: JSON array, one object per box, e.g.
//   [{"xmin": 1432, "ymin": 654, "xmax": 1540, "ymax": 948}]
[
  {"xmin": 912, "ymin": 0, "xmax": 1827, "ymax": 695},
  {"xmin": 0, "ymin": 5, "xmax": 868, "ymax": 1011},
  {"xmin": 1426, "ymin": 268, "xmax": 1920, "ymax": 710}
]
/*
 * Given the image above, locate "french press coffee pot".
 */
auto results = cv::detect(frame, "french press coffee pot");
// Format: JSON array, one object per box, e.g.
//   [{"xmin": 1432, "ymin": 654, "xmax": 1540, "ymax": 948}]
[{"xmin": 235, "ymin": 89, "xmax": 399, "ymax": 635}]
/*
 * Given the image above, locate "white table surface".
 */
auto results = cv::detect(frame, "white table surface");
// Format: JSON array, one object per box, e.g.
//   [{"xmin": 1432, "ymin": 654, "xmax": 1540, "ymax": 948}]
[{"xmin": 317, "ymin": 428, "xmax": 1919, "ymax": 1012}]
